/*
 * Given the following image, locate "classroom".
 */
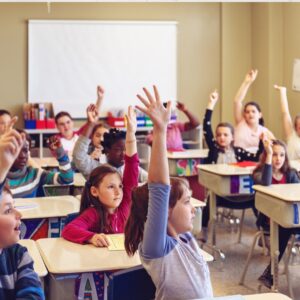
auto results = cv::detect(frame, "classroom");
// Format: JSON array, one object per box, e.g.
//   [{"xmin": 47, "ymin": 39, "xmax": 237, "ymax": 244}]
[{"xmin": 1, "ymin": 2, "xmax": 300, "ymax": 300}]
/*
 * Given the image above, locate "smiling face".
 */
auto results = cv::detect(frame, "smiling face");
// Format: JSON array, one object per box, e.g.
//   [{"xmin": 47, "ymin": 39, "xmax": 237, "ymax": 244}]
[
  {"xmin": 0, "ymin": 191, "xmax": 22, "ymax": 249},
  {"xmin": 90, "ymin": 173, "xmax": 123, "ymax": 213},
  {"xmin": 272, "ymin": 144, "xmax": 286, "ymax": 171},
  {"xmin": 243, "ymin": 104, "xmax": 262, "ymax": 125},
  {"xmin": 168, "ymin": 188, "xmax": 195, "ymax": 235},
  {"xmin": 56, "ymin": 115, "xmax": 74, "ymax": 140}
]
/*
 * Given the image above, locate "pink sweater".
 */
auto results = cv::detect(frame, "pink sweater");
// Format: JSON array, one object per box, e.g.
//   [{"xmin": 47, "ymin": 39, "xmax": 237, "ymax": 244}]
[{"xmin": 62, "ymin": 153, "xmax": 139, "ymax": 244}]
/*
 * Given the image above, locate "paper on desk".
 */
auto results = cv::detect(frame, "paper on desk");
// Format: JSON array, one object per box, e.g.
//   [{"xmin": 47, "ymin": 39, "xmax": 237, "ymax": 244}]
[
  {"xmin": 14, "ymin": 202, "xmax": 38, "ymax": 210},
  {"xmin": 107, "ymin": 235, "xmax": 125, "ymax": 251}
]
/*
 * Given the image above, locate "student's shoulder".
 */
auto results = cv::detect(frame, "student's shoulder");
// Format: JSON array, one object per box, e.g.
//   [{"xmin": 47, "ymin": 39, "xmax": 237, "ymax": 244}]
[{"xmin": 4, "ymin": 243, "xmax": 28, "ymax": 261}]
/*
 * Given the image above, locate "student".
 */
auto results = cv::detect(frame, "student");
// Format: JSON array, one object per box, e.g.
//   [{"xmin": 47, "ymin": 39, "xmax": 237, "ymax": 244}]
[
  {"xmin": 62, "ymin": 106, "xmax": 139, "ymax": 246},
  {"xmin": 73, "ymin": 89, "xmax": 148, "ymax": 182},
  {"xmin": 0, "ymin": 124, "xmax": 44, "ymax": 300},
  {"xmin": 125, "ymin": 86, "xmax": 213, "ymax": 299},
  {"xmin": 201, "ymin": 90, "xmax": 264, "ymax": 241},
  {"xmin": 146, "ymin": 101, "xmax": 200, "ymax": 151},
  {"xmin": 234, "ymin": 69, "xmax": 274, "ymax": 153},
  {"xmin": 88, "ymin": 122, "xmax": 108, "ymax": 162},
  {"xmin": 6, "ymin": 131, "xmax": 73, "ymax": 198},
  {"xmin": 274, "ymin": 84, "xmax": 300, "ymax": 160},
  {"xmin": 0, "ymin": 109, "xmax": 11, "ymax": 136},
  {"xmin": 253, "ymin": 138, "xmax": 300, "ymax": 288}
]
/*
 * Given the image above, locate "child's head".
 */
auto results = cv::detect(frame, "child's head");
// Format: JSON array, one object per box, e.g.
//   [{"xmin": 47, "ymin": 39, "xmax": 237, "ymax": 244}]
[
  {"xmin": 10, "ymin": 129, "xmax": 30, "ymax": 171},
  {"xmin": 258, "ymin": 139, "xmax": 290, "ymax": 173},
  {"xmin": 55, "ymin": 111, "xmax": 74, "ymax": 139},
  {"xmin": 0, "ymin": 185, "xmax": 22, "ymax": 249},
  {"xmin": 125, "ymin": 177, "xmax": 195, "ymax": 256},
  {"xmin": 101, "ymin": 128, "xmax": 126, "ymax": 168},
  {"xmin": 243, "ymin": 102, "xmax": 264, "ymax": 126},
  {"xmin": 294, "ymin": 115, "xmax": 300, "ymax": 137},
  {"xmin": 0, "ymin": 110, "xmax": 11, "ymax": 135},
  {"xmin": 91, "ymin": 123, "xmax": 109, "ymax": 149},
  {"xmin": 81, "ymin": 164, "xmax": 123, "ymax": 232},
  {"xmin": 215, "ymin": 122, "xmax": 234, "ymax": 149}
]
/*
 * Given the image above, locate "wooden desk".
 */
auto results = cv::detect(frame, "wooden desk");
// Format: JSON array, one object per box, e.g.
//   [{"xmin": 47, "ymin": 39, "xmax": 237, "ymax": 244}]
[
  {"xmin": 244, "ymin": 293, "xmax": 291, "ymax": 300},
  {"xmin": 254, "ymin": 184, "xmax": 300, "ymax": 292},
  {"xmin": 168, "ymin": 149, "xmax": 208, "ymax": 176},
  {"xmin": 74, "ymin": 172, "xmax": 86, "ymax": 187},
  {"xmin": 198, "ymin": 164, "xmax": 254, "ymax": 247},
  {"xmin": 15, "ymin": 196, "xmax": 80, "ymax": 239},
  {"xmin": 32, "ymin": 157, "xmax": 59, "ymax": 169},
  {"xmin": 18, "ymin": 239, "xmax": 47, "ymax": 278}
]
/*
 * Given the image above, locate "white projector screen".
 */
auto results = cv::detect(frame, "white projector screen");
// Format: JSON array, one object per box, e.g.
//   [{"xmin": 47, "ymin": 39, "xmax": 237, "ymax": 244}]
[{"xmin": 28, "ymin": 20, "xmax": 177, "ymax": 118}]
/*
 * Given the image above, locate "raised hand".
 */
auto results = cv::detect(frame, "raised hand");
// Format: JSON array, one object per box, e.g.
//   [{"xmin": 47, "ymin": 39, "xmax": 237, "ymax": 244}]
[
  {"xmin": 207, "ymin": 90, "xmax": 219, "ymax": 110},
  {"xmin": 136, "ymin": 85, "xmax": 171, "ymax": 130},
  {"xmin": 96, "ymin": 85, "xmax": 105, "ymax": 111},
  {"xmin": 0, "ymin": 117, "xmax": 25, "ymax": 182},
  {"xmin": 176, "ymin": 101, "xmax": 186, "ymax": 112},
  {"xmin": 125, "ymin": 106, "xmax": 137, "ymax": 134},
  {"xmin": 47, "ymin": 135, "xmax": 62, "ymax": 151},
  {"xmin": 244, "ymin": 69, "xmax": 258, "ymax": 84},
  {"xmin": 274, "ymin": 84, "xmax": 287, "ymax": 93},
  {"xmin": 86, "ymin": 104, "xmax": 99, "ymax": 124}
]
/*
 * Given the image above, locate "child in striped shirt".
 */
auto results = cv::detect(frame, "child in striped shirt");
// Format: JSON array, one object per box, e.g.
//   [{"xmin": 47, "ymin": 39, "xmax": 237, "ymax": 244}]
[
  {"xmin": 6, "ymin": 131, "xmax": 74, "ymax": 198},
  {"xmin": 0, "ymin": 125, "xmax": 44, "ymax": 300}
]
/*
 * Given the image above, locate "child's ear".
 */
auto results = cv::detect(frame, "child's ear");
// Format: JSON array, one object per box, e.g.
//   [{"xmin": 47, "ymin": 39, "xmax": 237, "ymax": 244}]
[{"xmin": 90, "ymin": 186, "xmax": 99, "ymax": 198}]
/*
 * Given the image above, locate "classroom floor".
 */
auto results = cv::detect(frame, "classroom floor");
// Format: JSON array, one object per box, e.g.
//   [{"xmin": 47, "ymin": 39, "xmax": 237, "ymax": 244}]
[{"xmin": 204, "ymin": 209, "xmax": 300, "ymax": 299}]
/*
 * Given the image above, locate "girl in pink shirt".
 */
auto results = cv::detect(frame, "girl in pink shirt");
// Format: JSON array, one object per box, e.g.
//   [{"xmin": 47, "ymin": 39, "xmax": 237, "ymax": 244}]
[
  {"xmin": 233, "ymin": 69, "xmax": 274, "ymax": 153},
  {"xmin": 62, "ymin": 105, "xmax": 139, "ymax": 247}
]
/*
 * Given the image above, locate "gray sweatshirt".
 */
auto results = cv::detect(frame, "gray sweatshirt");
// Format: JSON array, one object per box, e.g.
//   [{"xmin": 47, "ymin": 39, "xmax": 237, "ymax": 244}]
[{"xmin": 72, "ymin": 135, "xmax": 148, "ymax": 182}]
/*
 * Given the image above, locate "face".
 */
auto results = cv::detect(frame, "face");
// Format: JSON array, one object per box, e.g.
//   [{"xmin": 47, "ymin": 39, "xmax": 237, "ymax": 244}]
[
  {"xmin": 0, "ymin": 192, "xmax": 22, "ymax": 248},
  {"xmin": 295, "ymin": 118, "xmax": 300, "ymax": 137},
  {"xmin": 0, "ymin": 114, "xmax": 11, "ymax": 135},
  {"xmin": 216, "ymin": 126, "xmax": 233, "ymax": 148},
  {"xmin": 106, "ymin": 139, "xmax": 125, "ymax": 168},
  {"xmin": 272, "ymin": 144, "xmax": 286, "ymax": 171},
  {"xmin": 11, "ymin": 140, "xmax": 29, "ymax": 171},
  {"xmin": 56, "ymin": 116, "xmax": 74, "ymax": 139},
  {"xmin": 168, "ymin": 188, "xmax": 195, "ymax": 235},
  {"xmin": 243, "ymin": 105, "xmax": 262, "ymax": 125},
  {"xmin": 91, "ymin": 173, "xmax": 123, "ymax": 213},
  {"xmin": 92, "ymin": 127, "xmax": 108, "ymax": 149}
]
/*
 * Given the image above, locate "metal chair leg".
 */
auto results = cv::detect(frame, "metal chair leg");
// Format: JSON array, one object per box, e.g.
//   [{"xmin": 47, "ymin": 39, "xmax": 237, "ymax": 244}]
[{"xmin": 237, "ymin": 209, "xmax": 245, "ymax": 244}]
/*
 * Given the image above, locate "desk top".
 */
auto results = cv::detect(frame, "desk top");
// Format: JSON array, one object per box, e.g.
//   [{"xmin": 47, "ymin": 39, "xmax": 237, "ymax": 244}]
[
  {"xmin": 74, "ymin": 173, "xmax": 86, "ymax": 187},
  {"xmin": 18, "ymin": 239, "xmax": 47, "ymax": 277},
  {"xmin": 32, "ymin": 157, "xmax": 59, "ymax": 168},
  {"xmin": 198, "ymin": 164, "xmax": 254, "ymax": 176},
  {"xmin": 191, "ymin": 198, "xmax": 206, "ymax": 208},
  {"xmin": 37, "ymin": 236, "xmax": 141, "ymax": 274},
  {"xmin": 244, "ymin": 293, "xmax": 291, "ymax": 300},
  {"xmin": 253, "ymin": 184, "xmax": 300, "ymax": 202},
  {"xmin": 15, "ymin": 195, "xmax": 80, "ymax": 219},
  {"xmin": 167, "ymin": 149, "xmax": 208, "ymax": 159}
]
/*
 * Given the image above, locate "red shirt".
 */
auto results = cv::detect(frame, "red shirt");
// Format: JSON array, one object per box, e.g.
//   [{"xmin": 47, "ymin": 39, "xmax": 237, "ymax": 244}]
[
  {"xmin": 62, "ymin": 153, "xmax": 139, "ymax": 244},
  {"xmin": 272, "ymin": 174, "xmax": 286, "ymax": 184}
]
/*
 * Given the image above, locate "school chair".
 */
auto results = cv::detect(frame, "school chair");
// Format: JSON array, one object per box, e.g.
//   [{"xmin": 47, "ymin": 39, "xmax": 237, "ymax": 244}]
[
  {"xmin": 107, "ymin": 265, "xmax": 156, "ymax": 300},
  {"xmin": 43, "ymin": 184, "xmax": 72, "ymax": 197},
  {"xmin": 239, "ymin": 231, "xmax": 295, "ymax": 298}
]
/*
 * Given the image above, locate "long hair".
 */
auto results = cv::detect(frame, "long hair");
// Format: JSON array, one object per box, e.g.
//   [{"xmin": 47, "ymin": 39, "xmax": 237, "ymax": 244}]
[
  {"xmin": 244, "ymin": 101, "xmax": 264, "ymax": 126},
  {"xmin": 124, "ymin": 177, "xmax": 190, "ymax": 256},
  {"xmin": 253, "ymin": 139, "xmax": 292, "ymax": 176},
  {"xmin": 80, "ymin": 164, "xmax": 121, "ymax": 233}
]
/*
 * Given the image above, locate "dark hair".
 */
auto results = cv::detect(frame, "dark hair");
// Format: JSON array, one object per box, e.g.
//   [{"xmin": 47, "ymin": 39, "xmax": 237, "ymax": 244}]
[
  {"xmin": 216, "ymin": 122, "xmax": 234, "ymax": 136},
  {"xmin": 91, "ymin": 122, "xmax": 109, "ymax": 139},
  {"xmin": 55, "ymin": 111, "xmax": 73, "ymax": 124},
  {"xmin": 294, "ymin": 115, "xmax": 300, "ymax": 130},
  {"xmin": 124, "ymin": 177, "xmax": 190, "ymax": 256},
  {"xmin": 244, "ymin": 102, "xmax": 264, "ymax": 126},
  {"xmin": 80, "ymin": 164, "xmax": 121, "ymax": 233},
  {"xmin": 0, "ymin": 109, "xmax": 11, "ymax": 117},
  {"xmin": 101, "ymin": 128, "xmax": 126, "ymax": 153},
  {"xmin": 253, "ymin": 139, "xmax": 292, "ymax": 176},
  {"xmin": 16, "ymin": 128, "xmax": 31, "ymax": 148}
]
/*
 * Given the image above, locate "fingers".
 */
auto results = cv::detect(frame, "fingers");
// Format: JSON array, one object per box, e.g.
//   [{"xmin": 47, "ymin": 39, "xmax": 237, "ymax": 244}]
[
  {"xmin": 137, "ymin": 94, "xmax": 150, "ymax": 108},
  {"xmin": 143, "ymin": 87, "xmax": 155, "ymax": 104},
  {"xmin": 94, "ymin": 234, "xmax": 110, "ymax": 247},
  {"xmin": 6, "ymin": 116, "xmax": 18, "ymax": 133},
  {"xmin": 153, "ymin": 85, "xmax": 161, "ymax": 103},
  {"xmin": 135, "ymin": 105, "xmax": 148, "ymax": 116}
]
